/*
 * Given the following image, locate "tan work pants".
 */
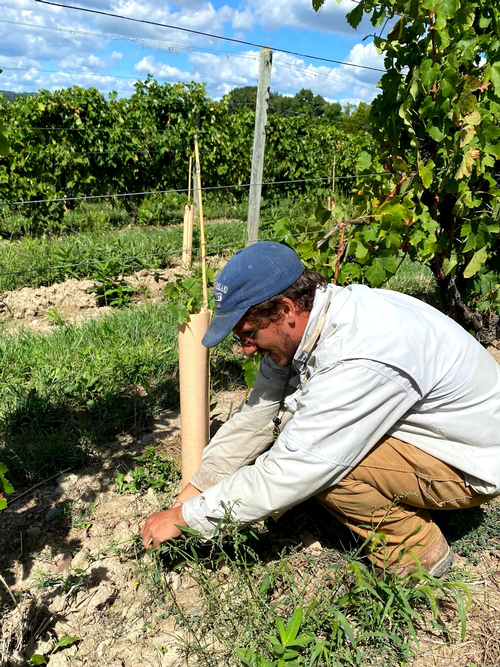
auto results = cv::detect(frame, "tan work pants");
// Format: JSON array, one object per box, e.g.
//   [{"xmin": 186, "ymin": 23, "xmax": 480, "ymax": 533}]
[{"xmin": 316, "ymin": 436, "xmax": 496, "ymax": 569}]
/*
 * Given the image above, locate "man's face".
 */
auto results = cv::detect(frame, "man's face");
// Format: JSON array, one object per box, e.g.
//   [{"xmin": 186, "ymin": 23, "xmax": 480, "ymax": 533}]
[{"xmin": 232, "ymin": 318, "xmax": 299, "ymax": 367}]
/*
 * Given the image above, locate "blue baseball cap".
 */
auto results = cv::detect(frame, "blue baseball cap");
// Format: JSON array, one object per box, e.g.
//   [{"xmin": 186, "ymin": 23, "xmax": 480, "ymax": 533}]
[{"xmin": 202, "ymin": 241, "xmax": 305, "ymax": 347}]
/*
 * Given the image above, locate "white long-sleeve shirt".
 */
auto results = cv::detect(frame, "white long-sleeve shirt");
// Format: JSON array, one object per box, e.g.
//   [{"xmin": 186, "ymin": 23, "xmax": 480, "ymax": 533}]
[{"xmin": 182, "ymin": 285, "xmax": 500, "ymax": 537}]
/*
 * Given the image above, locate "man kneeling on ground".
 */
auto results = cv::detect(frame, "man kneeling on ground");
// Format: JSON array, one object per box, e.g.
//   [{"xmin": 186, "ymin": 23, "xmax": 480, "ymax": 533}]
[{"xmin": 142, "ymin": 241, "xmax": 500, "ymax": 576}]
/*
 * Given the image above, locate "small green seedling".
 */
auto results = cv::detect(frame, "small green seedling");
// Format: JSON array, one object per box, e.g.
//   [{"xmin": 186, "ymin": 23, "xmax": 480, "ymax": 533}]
[
  {"xmin": 163, "ymin": 267, "xmax": 214, "ymax": 325},
  {"xmin": 163, "ymin": 275, "xmax": 204, "ymax": 324},
  {"xmin": 242, "ymin": 354, "xmax": 261, "ymax": 390},
  {"xmin": 45, "ymin": 307, "xmax": 68, "ymax": 326},
  {"xmin": 115, "ymin": 446, "xmax": 180, "ymax": 494},
  {"xmin": 28, "ymin": 635, "xmax": 79, "ymax": 664},
  {"xmin": 91, "ymin": 260, "xmax": 136, "ymax": 307},
  {"xmin": 0, "ymin": 462, "xmax": 14, "ymax": 510},
  {"xmin": 236, "ymin": 606, "xmax": 314, "ymax": 667}
]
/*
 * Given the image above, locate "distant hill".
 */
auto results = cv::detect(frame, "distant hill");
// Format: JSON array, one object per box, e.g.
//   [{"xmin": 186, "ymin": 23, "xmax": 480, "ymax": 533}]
[{"xmin": 0, "ymin": 90, "xmax": 38, "ymax": 102}]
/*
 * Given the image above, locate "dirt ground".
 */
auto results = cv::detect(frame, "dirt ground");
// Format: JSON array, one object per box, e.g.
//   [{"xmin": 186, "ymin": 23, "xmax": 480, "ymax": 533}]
[
  {"xmin": 0, "ymin": 389, "xmax": 248, "ymax": 667},
  {"xmin": 2, "ymin": 387, "xmax": 500, "ymax": 667},
  {"xmin": 0, "ymin": 265, "xmax": 190, "ymax": 333}
]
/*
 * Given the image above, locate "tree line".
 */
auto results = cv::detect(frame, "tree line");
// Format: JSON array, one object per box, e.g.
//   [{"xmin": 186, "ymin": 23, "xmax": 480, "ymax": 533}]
[{"xmin": 225, "ymin": 86, "xmax": 371, "ymax": 133}]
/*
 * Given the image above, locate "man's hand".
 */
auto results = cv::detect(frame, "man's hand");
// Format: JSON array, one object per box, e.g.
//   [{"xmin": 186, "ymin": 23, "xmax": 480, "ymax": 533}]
[{"xmin": 141, "ymin": 504, "xmax": 187, "ymax": 549}]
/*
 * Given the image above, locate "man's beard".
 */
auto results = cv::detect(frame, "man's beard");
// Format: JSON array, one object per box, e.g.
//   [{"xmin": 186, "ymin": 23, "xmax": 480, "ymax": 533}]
[{"xmin": 268, "ymin": 330, "xmax": 298, "ymax": 367}]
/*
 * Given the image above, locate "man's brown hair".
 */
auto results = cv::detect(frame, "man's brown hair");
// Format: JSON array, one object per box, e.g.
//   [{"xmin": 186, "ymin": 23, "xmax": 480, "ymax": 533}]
[{"xmin": 244, "ymin": 269, "xmax": 327, "ymax": 328}]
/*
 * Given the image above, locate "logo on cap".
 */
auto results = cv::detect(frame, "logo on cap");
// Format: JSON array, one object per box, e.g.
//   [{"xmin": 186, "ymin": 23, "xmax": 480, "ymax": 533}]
[{"xmin": 215, "ymin": 282, "xmax": 228, "ymax": 293}]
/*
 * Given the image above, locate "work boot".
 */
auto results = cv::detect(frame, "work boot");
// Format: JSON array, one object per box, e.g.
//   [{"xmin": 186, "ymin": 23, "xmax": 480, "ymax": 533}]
[{"xmin": 394, "ymin": 531, "xmax": 454, "ymax": 578}]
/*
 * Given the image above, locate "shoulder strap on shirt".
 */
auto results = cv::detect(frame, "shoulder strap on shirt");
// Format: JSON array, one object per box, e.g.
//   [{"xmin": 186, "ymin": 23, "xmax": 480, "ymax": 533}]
[
  {"xmin": 300, "ymin": 287, "xmax": 342, "ymax": 390},
  {"xmin": 302, "ymin": 288, "xmax": 337, "ymax": 355}
]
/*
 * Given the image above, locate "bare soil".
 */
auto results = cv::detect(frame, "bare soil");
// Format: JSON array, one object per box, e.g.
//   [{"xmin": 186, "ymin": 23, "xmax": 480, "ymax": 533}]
[
  {"xmin": 0, "ymin": 389, "xmax": 247, "ymax": 667},
  {"xmin": 2, "ymin": 390, "xmax": 500, "ymax": 667},
  {"xmin": 0, "ymin": 265, "xmax": 191, "ymax": 333}
]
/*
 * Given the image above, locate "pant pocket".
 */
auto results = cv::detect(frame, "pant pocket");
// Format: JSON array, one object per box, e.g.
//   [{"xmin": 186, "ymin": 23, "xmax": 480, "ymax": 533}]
[{"xmin": 417, "ymin": 476, "xmax": 478, "ymax": 509}]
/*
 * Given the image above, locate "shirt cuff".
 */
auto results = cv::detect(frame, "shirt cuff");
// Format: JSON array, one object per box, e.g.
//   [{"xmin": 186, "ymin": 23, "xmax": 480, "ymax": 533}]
[{"xmin": 181, "ymin": 493, "xmax": 223, "ymax": 538}]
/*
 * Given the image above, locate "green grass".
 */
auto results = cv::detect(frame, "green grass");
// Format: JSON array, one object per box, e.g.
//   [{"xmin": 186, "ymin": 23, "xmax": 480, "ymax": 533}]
[
  {"xmin": 385, "ymin": 254, "xmax": 439, "ymax": 306},
  {"xmin": 0, "ymin": 191, "xmax": 248, "ymax": 240},
  {"xmin": 0, "ymin": 194, "xmax": 329, "ymax": 293},
  {"xmin": 0, "ymin": 219, "xmax": 247, "ymax": 292},
  {"xmin": 0, "ymin": 301, "xmax": 244, "ymax": 487}
]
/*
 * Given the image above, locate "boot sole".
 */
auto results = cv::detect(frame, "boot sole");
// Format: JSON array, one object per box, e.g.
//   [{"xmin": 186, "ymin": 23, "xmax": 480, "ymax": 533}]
[{"xmin": 427, "ymin": 544, "xmax": 454, "ymax": 578}]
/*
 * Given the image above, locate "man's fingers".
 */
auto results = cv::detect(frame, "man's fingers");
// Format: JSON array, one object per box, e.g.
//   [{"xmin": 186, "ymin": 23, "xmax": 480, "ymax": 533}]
[
  {"xmin": 141, "ymin": 520, "xmax": 153, "ymax": 549},
  {"xmin": 140, "ymin": 507, "xmax": 184, "ymax": 549}
]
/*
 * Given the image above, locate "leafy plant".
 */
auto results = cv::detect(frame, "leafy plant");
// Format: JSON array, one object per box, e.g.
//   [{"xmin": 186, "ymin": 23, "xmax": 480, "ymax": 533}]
[
  {"xmin": 0, "ymin": 462, "xmax": 14, "ymax": 510},
  {"xmin": 236, "ymin": 606, "xmax": 314, "ymax": 667},
  {"xmin": 45, "ymin": 307, "xmax": 68, "ymax": 326},
  {"xmin": 312, "ymin": 0, "xmax": 500, "ymax": 342},
  {"xmin": 163, "ymin": 267, "xmax": 214, "ymax": 324},
  {"xmin": 91, "ymin": 260, "xmax": 136, "ymax": 307},
  {"xmin": 141, "ymin": 503, "xmax": 472, "ymax": 667},
  {"xmin": 28, "ymin": 635, "xmax": 79, "ymax": 665},
  {"xmin": 115, "ymin": 445, "xmax": 180, "ymax": 495},
  {"xmin": 163, "ymin": 275, "xmax": 205, "ymax": 324},
  {"xmin": 0, "ymin": 80, "xmax": 370, "ymax": 231},
  {"xmin": 0, "ymin": 119, "xmax": 8, "ymax": 157},
  {"xmin": 242, "ymin": 354, "xmax": 261, "ymax": 390}
]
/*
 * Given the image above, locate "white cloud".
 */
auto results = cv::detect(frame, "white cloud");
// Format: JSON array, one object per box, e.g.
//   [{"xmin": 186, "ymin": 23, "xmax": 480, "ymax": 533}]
[
  {"xmin": 134, "ymin": 55, "xmax": 201, "ymax": 85},
  {"xmin": 245, "ymin": 0, "xmax": 373, "ymax": 35},
  {"xmin": 339, "ymin": 42, "xmax": 383, "ymax": 84},
  {"xmin": 0, "ymin": 0, "xmax": 242, "ymax": 65},
  {"xmin": 183, "ymin": 48, "xmax": 380, "ymax": 101},
  {"xmin": 58, "ymin": 54, "xmax": 107, "ymax": 71},
  {"xmin": 338, "ymin": 96, "xmax": 370, "ymax": 107},
  {"xmin": 0, "ymin": 0, "xmax": 384, "ymax": 101},
  {"xmin": 231, "ymin": 8, "xmax": 254, "ymax": 31}
]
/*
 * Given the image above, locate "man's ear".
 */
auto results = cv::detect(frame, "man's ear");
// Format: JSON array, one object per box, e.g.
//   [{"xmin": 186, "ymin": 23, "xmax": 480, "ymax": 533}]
[{"xmin": 280, "ymin": 298, "xmax": 298, "ymax": 323}]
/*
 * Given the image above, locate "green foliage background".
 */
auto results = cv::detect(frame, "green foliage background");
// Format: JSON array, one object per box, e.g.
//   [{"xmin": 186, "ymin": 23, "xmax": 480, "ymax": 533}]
[
  {"xmin": 0, "ymin": 80, "xmax": 371, "ymax": 225},
  {"xmin": 312, "ymin": 0, "xmax": 500, "ymax": 340}
]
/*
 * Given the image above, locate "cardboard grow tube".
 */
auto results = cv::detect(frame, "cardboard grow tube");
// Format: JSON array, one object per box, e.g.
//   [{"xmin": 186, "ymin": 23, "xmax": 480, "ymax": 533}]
[{"xmin": 178, "ymin": 310, "xmax": 211, "ymax": 486}]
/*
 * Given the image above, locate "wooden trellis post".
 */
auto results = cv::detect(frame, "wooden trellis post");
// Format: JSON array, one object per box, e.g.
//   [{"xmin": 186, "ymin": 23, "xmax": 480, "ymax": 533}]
[{"xmin": 246, "ymin": 47, "xmax": 272, "ymax": 245}]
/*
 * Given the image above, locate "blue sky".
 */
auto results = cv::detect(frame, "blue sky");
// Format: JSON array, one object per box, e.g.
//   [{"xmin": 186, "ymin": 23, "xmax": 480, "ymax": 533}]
[{"xmin": 0, "ymin": 0, "xmax": 385, "ymax": 105}]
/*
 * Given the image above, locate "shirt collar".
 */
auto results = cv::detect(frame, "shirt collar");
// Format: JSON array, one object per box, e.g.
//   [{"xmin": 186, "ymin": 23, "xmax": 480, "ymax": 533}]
[{"xmin": 293, "ymin": 285, "xmax": 343, "ymax": 371}]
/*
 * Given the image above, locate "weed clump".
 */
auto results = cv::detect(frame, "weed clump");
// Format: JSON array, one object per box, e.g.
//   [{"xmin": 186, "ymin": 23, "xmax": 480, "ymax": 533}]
[{"xmin": 128, "ymin": 504, "xmax": 472, "ymax": 667}]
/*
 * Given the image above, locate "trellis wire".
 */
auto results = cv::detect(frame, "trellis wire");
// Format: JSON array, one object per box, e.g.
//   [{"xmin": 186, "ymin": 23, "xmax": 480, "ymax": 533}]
[
  {"xmin": 0, "ymin": 226, "xmax": 358, "ymax": 280},
  {"xmin": 33, "ymin": 0, "xmax": 386, "ymax": 73},
  {"xmin": 0, "ymin": 173, "xmax": 392, "ymax": 208}
]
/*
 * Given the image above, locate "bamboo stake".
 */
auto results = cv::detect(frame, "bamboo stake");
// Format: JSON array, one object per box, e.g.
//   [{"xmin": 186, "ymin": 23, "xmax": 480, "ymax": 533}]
[
  {"xmin": 188, "ymin": 155, "xmax": 192, "ymax": 204},
  {"xmin": 194, "ymin": 135, "xmax": 208, "ymax": 311},
  {"xmin": 182, "ymin": 205, "xmax": 194, "ymax": 270},
  {"xmin": 331, "ymin": 156, "xmax": 336, "ymax": 214},
  {"xmin": 182, "ymin": 156, "xmax": 194, "ymax": 269},
  {"xmin": 330, "ymin": 157, "xmax": 345, "ymax": 284},
  {"xmin": 327, "ymin": 158, "xmax": 336, "ymax": 213}
]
